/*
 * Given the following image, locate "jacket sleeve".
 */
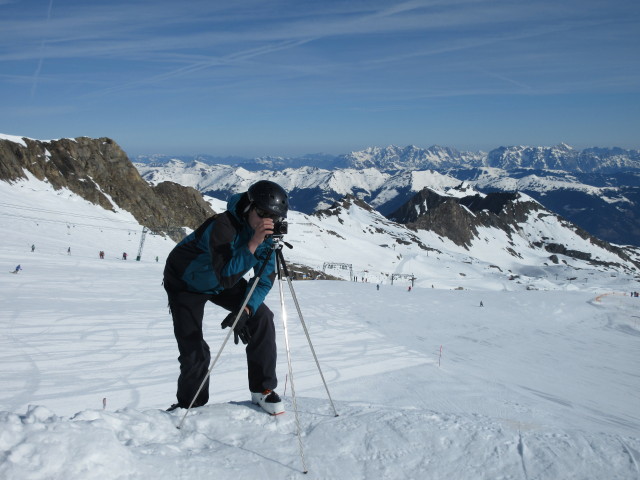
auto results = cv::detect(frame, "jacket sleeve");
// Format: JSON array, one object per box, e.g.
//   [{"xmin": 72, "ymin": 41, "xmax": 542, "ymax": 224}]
[
  {"xmin": 244, "ymin": 240, "xmax": 277, "ymax": 315},
  {"xmin": 210, "ymin": 214, "xmax": 258, "ymax": 289}
]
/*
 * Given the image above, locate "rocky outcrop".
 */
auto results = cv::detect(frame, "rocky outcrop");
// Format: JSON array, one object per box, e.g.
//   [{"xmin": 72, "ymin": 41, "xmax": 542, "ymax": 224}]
[
  {"xmin": 411, "ymin": 197, "xmax": 480, "ymax": 247},
  {"xmin": 389, "ymin": 186, "xmax": 640, "ymax": 270},
  {"xmin": 151, "ymin": 181, "xmax": 215, "ymax": 234},
  {"xmin": 0, "ymin": 136, "xmax": 214, "ymax": 240}
]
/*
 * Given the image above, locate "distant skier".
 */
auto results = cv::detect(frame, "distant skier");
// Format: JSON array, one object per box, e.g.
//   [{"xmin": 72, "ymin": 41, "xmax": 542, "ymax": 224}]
[
  {"xmin": 122, "ymin": 252, "xmax": 127, "ymax": 260},
  {"xmin": 99, "ymin": 251, "xmax": 105, "ymax": 259},
  {"xmin": 11, "ymin": 264, "xmax": 22, "ymax": 274},
  {"xmin": 480, "ymin": 300, "xmax": 484, "ymax": 307},
  {"xmin": 67, "ymin": 247, "xmax": 71, "ymax": 255},
  {"xmin": 31, "ymin": 244, "xmax": 35, "ymax": 252},
  {"xmin": 376, "ymin": 284, "xmax": 380, "ymax": 291}
]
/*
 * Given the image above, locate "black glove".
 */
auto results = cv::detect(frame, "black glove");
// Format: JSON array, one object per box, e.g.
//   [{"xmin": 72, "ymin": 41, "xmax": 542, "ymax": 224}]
[{"xmin": 221, "ymin": 309, "xmax": 251, "ymax": 345}]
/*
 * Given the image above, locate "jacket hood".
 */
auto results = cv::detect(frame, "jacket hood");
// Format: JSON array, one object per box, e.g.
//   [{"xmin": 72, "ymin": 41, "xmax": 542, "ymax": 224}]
[{"xmin": 227, "ymin": 192, "xmax": 250, "ymax": 222}]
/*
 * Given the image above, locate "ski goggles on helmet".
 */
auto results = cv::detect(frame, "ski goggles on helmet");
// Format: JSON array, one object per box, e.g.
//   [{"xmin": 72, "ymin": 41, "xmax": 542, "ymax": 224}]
[{"xmin": 254, "ymin": 206, "xmax": 281, "ymax": 221}]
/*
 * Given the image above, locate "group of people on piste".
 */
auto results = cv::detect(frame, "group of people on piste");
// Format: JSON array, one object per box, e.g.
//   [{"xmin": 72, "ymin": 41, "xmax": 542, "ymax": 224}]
[
  {"xmin": 22, "ymin": 245, "xmax": 135, "ymax": 261},
  {"xmin": 13, "ymin": 245, "xmax": 139, "ymax": 274}
]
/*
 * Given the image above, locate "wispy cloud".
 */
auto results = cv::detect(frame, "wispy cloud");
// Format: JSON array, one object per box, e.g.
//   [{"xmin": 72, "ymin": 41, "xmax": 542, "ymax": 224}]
[
  {"xmin": 58, "ymin": 1, "xmax": 561, "ymax": 97},
  {"xmin": 1, "ymin": 1, "xmax": 537, "ymax": 62},
  {"xmin": 1, "ymin": 0, "xmax": 639, "ymax": 153},
  {"xmin": 83, "ymin": 37, "xmax": 319, "ymax": 99},
  {"xmin": 30, "ymin": 0, "xmax": 55, "ymax": 99}
]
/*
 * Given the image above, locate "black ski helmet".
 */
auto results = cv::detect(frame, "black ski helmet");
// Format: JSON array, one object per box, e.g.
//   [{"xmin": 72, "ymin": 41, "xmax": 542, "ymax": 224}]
[{"xmin": 247, "ymin": 180, "xmax": 289, "ymax": 218}]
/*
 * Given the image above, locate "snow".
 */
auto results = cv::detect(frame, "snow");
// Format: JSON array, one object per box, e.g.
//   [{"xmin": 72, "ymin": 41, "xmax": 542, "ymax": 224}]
[
  {"xmin": 473, "ymin": 168, "xmax": 612, "ymax": 197},
  {"xmin": 0, "ymin": 134, "xmax": 29, "ymax": 148},
  {"xmin": 0, "ymin": 134, "xmax": 71, "ymax": 148},
  {"xmin": 1, "ymin": 175, "xmax": 640, "ymax": 479}
]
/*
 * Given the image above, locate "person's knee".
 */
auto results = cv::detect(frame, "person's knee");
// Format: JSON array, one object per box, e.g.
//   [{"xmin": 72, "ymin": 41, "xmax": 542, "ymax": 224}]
[
  {"xmin": 255, "ymin": 304, "xmax": 274, "ymax": 328},
  {"xmin": 249, "ymin": 304, "xmax": 275, "ymax": 336},
  {"xmin": 254, "ymin": 303, "xmax": 274, "ymax": 321}
]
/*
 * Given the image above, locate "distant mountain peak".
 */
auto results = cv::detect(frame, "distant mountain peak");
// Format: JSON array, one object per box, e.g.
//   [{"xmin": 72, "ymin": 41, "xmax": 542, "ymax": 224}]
[{"xmin": 321, "ymin": 193, "xmax": 377, "ymax": 214}]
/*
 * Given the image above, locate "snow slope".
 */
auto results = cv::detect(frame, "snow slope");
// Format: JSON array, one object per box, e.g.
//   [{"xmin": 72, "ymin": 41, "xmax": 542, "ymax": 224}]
[{"xmin": 1, "ymin": 176, "xmax": 639, "ymax": 479}]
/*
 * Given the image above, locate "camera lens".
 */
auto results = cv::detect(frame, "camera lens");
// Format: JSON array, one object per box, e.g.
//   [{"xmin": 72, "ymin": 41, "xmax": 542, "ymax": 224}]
[{"xmin": 274, "ymin": 221, "xmax": 288, "ymax": 235}]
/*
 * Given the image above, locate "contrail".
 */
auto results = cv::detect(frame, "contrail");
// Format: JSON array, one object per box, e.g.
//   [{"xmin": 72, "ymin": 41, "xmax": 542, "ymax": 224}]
[{"xmin": 31, "ymin": 0, "xmax": 54, "ymax": 99}]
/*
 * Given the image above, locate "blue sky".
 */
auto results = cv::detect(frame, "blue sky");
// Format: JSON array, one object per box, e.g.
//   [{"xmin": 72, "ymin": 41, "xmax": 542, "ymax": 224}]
[{"xmin": 1, "ymin": 0, "xmax": 639, "ymax": 157}]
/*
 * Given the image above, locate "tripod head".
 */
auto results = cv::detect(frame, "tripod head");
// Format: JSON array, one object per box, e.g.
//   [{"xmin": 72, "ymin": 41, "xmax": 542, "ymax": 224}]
[{"xmin": 269, "ymin": 235, "xmax": 293, "ymax": 250}]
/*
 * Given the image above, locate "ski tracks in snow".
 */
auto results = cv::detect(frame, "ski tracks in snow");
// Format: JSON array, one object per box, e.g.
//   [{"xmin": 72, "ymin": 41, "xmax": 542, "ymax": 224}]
[
  {"xmin": 618, "ymin": 436, "xmax": 640, "ymax": 477},
  {"xmin": 517, "ymin": 429, "xmax": 530, "ymax": 480}
]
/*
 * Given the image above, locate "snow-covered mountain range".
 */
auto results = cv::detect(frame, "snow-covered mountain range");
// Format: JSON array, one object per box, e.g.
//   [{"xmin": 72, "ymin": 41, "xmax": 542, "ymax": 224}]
[
  {"xmin": 133, "ymin": 159, "xmax": 640, "ymax": 274},
  {"xmin": 135, "ymin": 143, "xmax": 640, "ymax": 247},
  {"xmin": 135, "ymin": 143, "xmax": 640, "ymax": 173},
  {"xmin": 2, "ymin": 133, "xmax": 639, "ymax": 279},
  {"xmin": 135, "ymin": 160, "xmax": 464, "ymax": 214}
]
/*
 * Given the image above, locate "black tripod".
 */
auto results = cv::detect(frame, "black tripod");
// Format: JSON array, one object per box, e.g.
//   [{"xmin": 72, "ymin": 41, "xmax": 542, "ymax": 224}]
[{"xmin": 177, "ymin": 236, "xmax": 338, "ymax": 473}]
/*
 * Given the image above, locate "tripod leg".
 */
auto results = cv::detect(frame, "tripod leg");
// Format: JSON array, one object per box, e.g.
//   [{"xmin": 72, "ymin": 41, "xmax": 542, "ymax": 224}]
[
  {"xmin": 284, "ymin": 276, "xmax": 339, "ymax": 417},
  {"xmin": 276, "ymin": 250, "xmax": 338, "ymax": 417},
  {"xmin": 276, "ymin": 259, "xmax": 308, "ymax": 473}
]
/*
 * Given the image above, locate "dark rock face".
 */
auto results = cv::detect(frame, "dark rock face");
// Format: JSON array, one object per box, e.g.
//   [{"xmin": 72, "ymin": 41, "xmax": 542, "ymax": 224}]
[
  {"xmin": 411, "ymin": 198, "xmax": 480, "ymax": 248},
  {"xmin": 0, "ymin": 136, "xmax": 214, "ymax": 241},
  {"xmin": 388, "ymin": 187, "xmax": 640, "ymax": 270},
  {"xmin": 151, "ymin": 181, "xmax": 216, "ymax": 236}
]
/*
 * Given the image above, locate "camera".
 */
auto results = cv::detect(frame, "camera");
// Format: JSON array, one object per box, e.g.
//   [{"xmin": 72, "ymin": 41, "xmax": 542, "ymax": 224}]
[{"xmin": 273, "ymin": 220, "xmax": 288, "ymax": 236}]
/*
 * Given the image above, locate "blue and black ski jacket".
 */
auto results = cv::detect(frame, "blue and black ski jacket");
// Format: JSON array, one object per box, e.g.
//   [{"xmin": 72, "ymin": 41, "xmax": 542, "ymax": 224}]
[{"xmin": 163, "ymin": 193, "xmax": 276, "ymax": 314}]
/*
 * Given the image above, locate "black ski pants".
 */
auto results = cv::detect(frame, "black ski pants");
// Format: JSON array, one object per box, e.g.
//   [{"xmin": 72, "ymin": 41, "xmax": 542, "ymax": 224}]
[{"xmin": 165, "ymin": 279, "xmax": 277, "ymax": 407}]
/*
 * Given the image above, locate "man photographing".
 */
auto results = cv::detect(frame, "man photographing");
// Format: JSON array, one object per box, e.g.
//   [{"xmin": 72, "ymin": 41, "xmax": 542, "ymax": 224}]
[{"xmin": 163, "ymin": 180, "xmax": 288, "ymax": 415}]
